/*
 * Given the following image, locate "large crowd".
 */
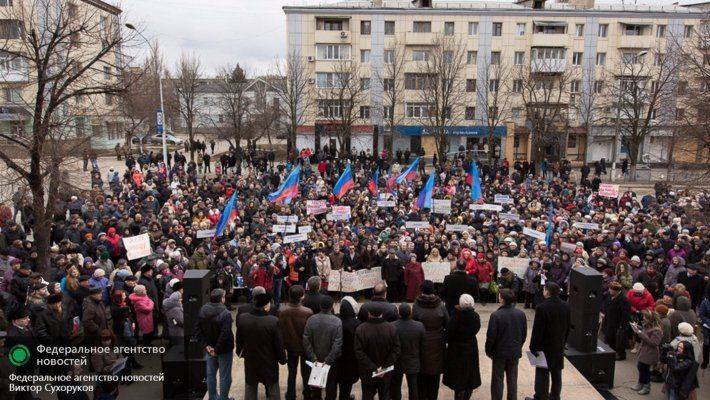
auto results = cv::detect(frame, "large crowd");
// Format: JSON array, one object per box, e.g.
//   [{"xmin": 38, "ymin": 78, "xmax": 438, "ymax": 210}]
[{"xmin": 0, "ymin": 145, "xmax": 708, "ymax": 400}]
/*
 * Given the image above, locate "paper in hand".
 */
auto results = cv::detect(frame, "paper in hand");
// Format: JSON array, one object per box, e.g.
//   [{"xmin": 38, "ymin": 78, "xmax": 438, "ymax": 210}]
[
  {"xmin": 526, "ymin": 351, "xmax": 548, "ymax": 369},
  {"xmin": 306, "ymin": 361, "xmax": 331, "ymax": 388},
  {"xmin": 372, "ymin": 365, "xmax": 394, "ymax": 378}
]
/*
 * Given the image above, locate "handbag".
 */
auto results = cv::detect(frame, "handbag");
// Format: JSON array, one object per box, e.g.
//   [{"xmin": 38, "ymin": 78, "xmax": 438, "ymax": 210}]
[{"xmin": 489, "ymin": 281, "xmax": 500, "ymax": 295}]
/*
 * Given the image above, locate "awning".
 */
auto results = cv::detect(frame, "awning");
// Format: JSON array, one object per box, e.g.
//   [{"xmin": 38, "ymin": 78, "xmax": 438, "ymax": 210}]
[
  {"xmin": 620, "ymin": 22, "xmax": 652, "ymax": 27},
  {"xmin": 533, "ymin": 21, "xmax": 568, "ymax": 27},
  {"xmin": 395, "ymin": 125, "xmax": 507, "ymax": 137}
]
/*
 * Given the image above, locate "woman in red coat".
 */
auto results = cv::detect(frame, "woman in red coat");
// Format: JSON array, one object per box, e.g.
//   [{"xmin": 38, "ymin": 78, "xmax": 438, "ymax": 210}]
[
  {"xmin": 627, "ymin": 283, "xmax": 655, "ymax": 312},
  {"xmin": 461, "ymin": 248, "xmax": 477, "ymax": 276},
  {"xmin": 404, "ymin": 254, "xmax": 425, "ymax": 302},
  {"xmin": 473, "ymin": 253, "xmax": 493, "ymax": 285}
]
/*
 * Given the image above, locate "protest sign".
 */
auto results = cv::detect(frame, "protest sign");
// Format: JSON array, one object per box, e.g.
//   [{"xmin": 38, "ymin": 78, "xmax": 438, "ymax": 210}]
[
  {"xmin": 573, "ymin": 222, "xmax": 600, "ymax": 230},
  {"xmin": 332, "ymin": 206, "xmax": 351, "ymax": 220},
  {"xmin": 598, "ymin": 184, "xmax": 619, "ymax": 198},
  {"xmin": 327, "ymin": 270, "xmax": 341, "ymax": 292},
  {"xmin": 470, "ymin": 203, "xmax": 503, "ymax": 212},
  {"xmin": 432, "ymin": 199, "xmax": 452, "ymax": 215},
  {"xmin": 123, "ymin": 234, "xmax": 152, "ymax": 261},
  {"xmin": 196, "ymin": 229, "xmax": 216, "ymax": 239},
  {"xmin": 405, "ymin": 221, "xmax": 431, "ymax": 230},
  {"xmin": 272, "ymin": 224, "xmax": 296, "ymax": 233},
  {"xmin": 376, "ymin": 200, "xmax": 396, "ymax": 208},
  {"xmin": 560, "ymin": 242, "xmax": 577, "ymax": 254},
  {"xmin": 298, "ymin": 225, "xmax": 312, "ymax": 234},
  {"xmin": 422, "ymin": 262, "xmax": 450, "ymax": 283},
  {"xmin": 494, "ymin": 194, "xmax": 514, "ymax": 205},
  {"xmin": 499, "ymin": 213, "xmax": 520, "ymax": 222},
  {"xmin": 445, "ymin": 224, "xmax": 471, "ymax": 232},
  {"xmin": 327, "ymin": 267, "xmax": 382, "ymax": 292},
  {"xmin": 523, "ymin": 227, "xmax": 546, "ymax": 241},
  {"xmin": 356, "ymin": 268, "xmax": 382, "ymax": 291},
  {"xmin": 498, "ymin": 257, "xmax": 530, "ymax": 277},
  {"xmin": 283, "ymin": 233, "xmax": 308, "ymax": 243},
  {"xmin": 276, "ymin": 215, "xmax": 298, "ymax": 223},
  {"xmin": 340, "ymin": 271, "xmax": 359, "ymax": 293},
  {"xmin": 306, "ymin": 200, "xmax": 328, "ymax": 215}
]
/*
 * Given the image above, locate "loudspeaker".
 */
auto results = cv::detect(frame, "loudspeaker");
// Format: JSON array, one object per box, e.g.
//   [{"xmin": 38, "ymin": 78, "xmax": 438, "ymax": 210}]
[
  {"xmin": 183, "ymin": 269, "xmax": 213, "ymax": 359},
  {"xmin": 568, "ymin": 267, "xmax": 603, "ymax": 315},
  {"xmin": 565, "ymin": 340, "xmax": 616, "ymax": 389},
  {"xmin": 162, "ymin": 345, "xmax": 207, "ymax": 400},
  {"xmin": 568, "ymin": 312, "xmax": 600, "ymax": 352}
]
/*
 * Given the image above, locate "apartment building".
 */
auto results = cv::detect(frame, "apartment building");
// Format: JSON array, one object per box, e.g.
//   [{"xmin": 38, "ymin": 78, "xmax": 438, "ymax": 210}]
[
  {"xmin": 284, "ymin": 0, "xmax": 705, "ymax": 164},
  {"xmin": 0, "ymin": 0, "xmax": 124, "ymax": 150}
]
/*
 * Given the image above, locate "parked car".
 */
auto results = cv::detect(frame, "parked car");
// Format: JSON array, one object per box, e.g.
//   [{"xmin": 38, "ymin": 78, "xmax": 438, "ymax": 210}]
[{"xmin": 130, "ymin": 133, "xmax": 184, "ymax": 147}]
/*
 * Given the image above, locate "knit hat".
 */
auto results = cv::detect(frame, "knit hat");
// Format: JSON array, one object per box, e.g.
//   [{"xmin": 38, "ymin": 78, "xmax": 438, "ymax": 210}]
[
  {"xmin": 630, "ymin": 255, "xmax": 640, "ymax": 262},
  {"xmin": 678, "ymin": 322, "xmax": 693, "ymax": 336},
  {"xmin": 632, "ymin": 282, "xmax": 645, "ymax": 293}
]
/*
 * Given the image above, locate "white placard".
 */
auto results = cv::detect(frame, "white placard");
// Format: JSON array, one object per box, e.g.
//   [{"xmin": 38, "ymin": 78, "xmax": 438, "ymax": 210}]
[
  {"xmin": 327, "ymin": 267, "xmax": 383, "ymax": 292},
  {"xmin": 306, "ymin": 361, "xmax": 331, "ymax": 389},
  {"xmin": 432, "ymin": 199, "xmax": 452, "ymax": 215},
  {"xmin": 283, "ymin": 233, "xmax": 308, "ymax": 243},
  {"xmin": 560, "ymin": 242, "xmax": 577, "ymax": 254},
  {"xmin": 298, "ymin": 225, "xmax": 312, "ymax": 234},
  {"xmin": 573, "ymin": 222, "xmax": 600, "ymax": 230},
  {"xmin": 196, "ymin": 229, "xmax": 216, "ymax": 239},
  {"xmin": 494, "ymin": 194, "xmax": 514, "ymax": 205},
  {"xmin": 332, "ymin": 206, "xmax": 351, "ymax": 220},
  {"xmin": 306, "ymin": 200, "xmax": 328, "ymax": 215},
  {"xmin": 497, "ymin": 257, "xmax": 530, "ymax": 277},
  {"xmin": 405, "ymin": 221, "xmax": 431, "ymax": 230},
  {"xmin": 276, "ymin": 215, "xmax": 298, "ymax": 223},
  {"xmin": 422, "ymin": 262, "xmax": 450, "ymax": 283},
  {"xmin": 356, "ymin": 268, "xmax": 382, "ymax": 291},
  {"xmin": 499, "ymin": 213, "xmax": 520, "ymax": 222},
  {"xmin": 272, "ymin": 224, "xmax": 296, "ymax": 233},
  {"xmin": 598, "ymin": 183, "xmax": 619, "ymax": 198},
  {"xmin": 123, "ymin": 234, "xmax": 152, "ymax": 261},
  {"xmin": 523, "ymin": 227, "xmax": 546, "ymax": 241},
  {"xmin": 470, "ymin": 203, "xmax": 503, "ymax": 212},
  {"xmin": 376, "ymin": 200, "xmax": 396, "ymax": 208},
  {"xmin": 445, "ymin": 224, "xmax": 471, "ymax": 232},
  {"xmin": 327, "ymin": 270, "xmax": 341, "ymax": 292}
]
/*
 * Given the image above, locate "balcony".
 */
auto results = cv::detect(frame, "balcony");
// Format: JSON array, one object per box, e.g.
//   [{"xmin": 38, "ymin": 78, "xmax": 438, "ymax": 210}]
[
  {"xmin": 0, "ymin": 67, "xmax": 28, "ymax": 83},
  {"xmin": 405, "ymin": 31, "xmax": 435, "ymax": 46},
  {"xmin": 531, "ymin": 34, "xmax": 569, "ymax": 48},
  {"xmin": 314, "ymin": 30, "xmax": 351, "ymax": 44},
  {"xmin": 531, "ymin": 58, "xmax": 566, "ymax": 73},
  {"xmin": 618, "ymin": 34, "xmax": 651, "ymax": 49}
]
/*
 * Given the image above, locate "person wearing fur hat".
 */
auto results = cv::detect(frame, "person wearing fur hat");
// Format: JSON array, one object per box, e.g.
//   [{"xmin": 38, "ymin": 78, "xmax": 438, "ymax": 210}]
[{"xmin": 602, "ymin": 281, "xmax": 632, "ymax": 360}]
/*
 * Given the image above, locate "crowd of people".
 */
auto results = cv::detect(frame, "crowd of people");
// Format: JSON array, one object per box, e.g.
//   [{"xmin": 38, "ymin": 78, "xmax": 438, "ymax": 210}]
[{"xmin": 0, "ymin": 144, "xmax": 707, "ymax": 400}]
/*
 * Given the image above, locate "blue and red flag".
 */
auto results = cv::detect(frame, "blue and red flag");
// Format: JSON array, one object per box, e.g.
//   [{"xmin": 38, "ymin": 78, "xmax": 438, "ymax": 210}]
[
  {"xmin": 396, "ymin": 157, "xmax": 420, "ymax": 185},
  {"xmin": 333, "ymin": 163, "xmax": 355, "ymax": 200},
  {"xmin": 545, "ymin": 202, "xmax": 555, "ymax": 248},
  {"xmin": 367, "ymin": 168, "xmax": 380, "ymax": 198},
  {"xmin": 215, "ymin": 189, "xmax": 238, "ymax": 237},
  {"xmin": 268, "ymin": 164, "xmax": 301, "ymax": 204},
  {"xmin": 470, "ymin": 161, "xmax": 482, "ymax": 201},
  {"xmin": 413, "ymin": 171, "xmax": 436, "ymax": 211}
]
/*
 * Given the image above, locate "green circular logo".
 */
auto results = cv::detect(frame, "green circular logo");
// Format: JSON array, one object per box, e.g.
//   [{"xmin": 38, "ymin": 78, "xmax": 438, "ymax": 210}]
[{"xmin": 9, "ymin": 344, "xmax": 30, "ymax": 367}]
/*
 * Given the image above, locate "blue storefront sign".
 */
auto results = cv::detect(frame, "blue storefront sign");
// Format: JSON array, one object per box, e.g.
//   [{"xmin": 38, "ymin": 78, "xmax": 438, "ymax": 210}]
[{"xmin": 395, "ymin": 125, "xmax": 507, "ymax": 137}]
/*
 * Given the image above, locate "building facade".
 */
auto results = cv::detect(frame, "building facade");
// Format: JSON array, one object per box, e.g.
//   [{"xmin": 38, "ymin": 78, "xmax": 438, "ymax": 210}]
[{"xmin": 284, "ymin": 0, "xmax": 705, "ymax": 164}]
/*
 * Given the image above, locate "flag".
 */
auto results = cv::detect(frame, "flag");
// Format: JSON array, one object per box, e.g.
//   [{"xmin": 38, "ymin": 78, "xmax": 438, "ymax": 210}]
[
  {"xmin": 545, "ymin": 202, "xmax": 555, "ymax": 247},
  {"xmin": 385, "ymin": 173, "xmax": 397, "ymax": 193},
  {"xmin": 367, "ymin": 168, "xmax": 380, "ymax": 198},
  {"xmin": 470, "ymin": 161, "xmax": 482, "ymax": 201},
  {"xmin": 268, "ymin": 164, "xmax": 301, "ymax": 204},
  {"xmin": 396, "ymin": 157, "xmax": 420, "ymax": 184},
  {"xmin": 333, "ymin": 163, "xmax": 355, "ymax": 200},
  {"xmin": 413, "ymin": 171, "xmax": 436, "ymax": 211},
  {"xmin": 215, "ymin": 190, "xmax": 238, "ymax": 237}
]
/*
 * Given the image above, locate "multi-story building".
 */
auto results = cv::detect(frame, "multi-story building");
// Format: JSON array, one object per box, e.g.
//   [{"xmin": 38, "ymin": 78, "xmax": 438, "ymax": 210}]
[
  {"xmin": 284, "ymin": 0, "xmax": 706, "ymax": 164},
  {"xmin": 0, "ymin": 0, "xmax": 124, "ymax": 150}
]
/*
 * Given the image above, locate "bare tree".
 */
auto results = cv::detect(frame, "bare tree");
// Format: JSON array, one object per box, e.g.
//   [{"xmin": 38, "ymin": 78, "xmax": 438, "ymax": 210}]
[
  {"xmin": 315, "ymin": 59, "xmax": 366, "ymax": 153},
  {"xmin": 173, "ymin": 53, "xmax": 202, "ymax": 161},
  {"xmin": 250, "ymin": 78, "xmax": 281, "ymax": 148},
  {"xmin": 0, "ymin": 0, "xmax": 135, "ymax": 274},
  {"xmin": 271, "ymin": 51, "xmax": 313, "ymax": 155},
  {"xmin": 605, "ymin": 47, "xmax": 680, "ymax": 180},
  {"xmin": 214, "ymin": 64, "xmax": 252, "ymax": 150},
  {"xmin": 415, "ymin": 35, "xmax": 467, "ymax": 161},
  {"xmin": 570, "ymin": 68, "xmax": 607, "ymax": 164},
  {"xmin": 478, "ymin": 58, "xmax": 514, "ymax": 163},
  {"xmin": 374, "ymin": 40, "xmax": 406, "ymax": 158}
]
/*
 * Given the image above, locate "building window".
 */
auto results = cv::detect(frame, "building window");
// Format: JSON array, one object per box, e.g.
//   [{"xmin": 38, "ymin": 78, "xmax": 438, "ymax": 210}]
[
  {"xmin": 385, "ymin": 21, "xmax": 395, "ymax": 35},
  {"xmin": 468, "ymin": 22, "xmax": 478, "ymax": 36},
  {"xmin": 684, "ymin": 25, "xmax": 693, "ymax": 38},
  {"xmin": 316, "ymin": 72, "xmax": 346, "ymax": 88},
  {"xmin": 593, "ymin": 80, "xmax": 604, "ymax": 93},
  {"xmin": 466, "ymin": 79, "xmax": 477, "ymax": 92},
  {"xmin": 651, "ymin": 81, "xmax": 659, "ymax": 92},
  {"xmin": 75, "ymin": 117, "xmax": 84, "ymax": 136},
  {"xmin": 444, "ymin": 22, "xmax": 455, "ymax": 36},
  {"xmin": 575, "ymin": 24, "xmax": 584, "ymax": 37},
  {"xmin": 516, "ymin": 23, "xmax": 526, "ymax": 36},
  {"xmin": 105, "ymin": 93, "xmax": 113, "ymax": 105},
  {"xmin": 383, "ymin": 106, "xmax": 393, "ymax": 118},
  {"xmin": 443, "ymin": 51, "xmax": 453, "ymax": 64},
  {"xmin": 384, "ymin": 50, "xmax": 394, "ymax": 64},
  {"xmin": 512, "ymin": 107, "xmax": 522, "ymax": 118},
  {"xmin": 490, "ymin": 51, "xmax": 501, "ymax": 65},
  {"xmin": 572, "ymin": 52, "xmax": 583, "ymax": 66},
  {"xmin": 318, "ymin": 100, "xmax": 343, "ymax": 118},
  {"xmin": 467, "ymin": 51, "xmax": 477, "ymax": 64},
  {"xmin": 488, "ymin": 106, "xmax": 498, "ymax": 117},
  {"xmin": 4, "ymin": 87, "xmax": 21, "ymax": 102},
  {"xmin": 360, "ymin": 20, "xmax": 371, "ymax": 35},
  {"xmin": 406, "ymin": 103, "xmax": 430, "ymax": 118},
  {"xmin": 649, "ymin": 108, "xmax": 657, "ymax": 120},
  {"xmin": 360, "ymin": 106, "xmax": 370, "ymax": 119},
  {"xmin": 412, "ymin": 50, "xmax": 430, "ymax": 61},
  {"xmin": 318, "ymin": 19, "xmax": 344, "ymax": 31},
  {"xmin": 405, "ymin": 73, "xmax": 434, "ymax": 90},
  {"xmin": 621, "ymin": 51, "xmax": 644, "ymax": 64},
  {"xmin": 413, "ymin": 21, "xmax": 431, "ymax": 33},
  {"xmin": 596, "ymin": 52, "xmax": 606, "ymax": 66},
  {"xmin": 598, "ymin": 24, "xmax": 608, "ymax": 38},
  {"xmin": 0, "ymin": 20, "xmax": 22, "ymax": 39},
  {"xmin": 489, "ymin": 79, "xmax": 499, "ymax": 92},
  {"xmin": 656, "ymin": 25, "xmax": 666, "ymax": 38},
  {"xmin": 676, "ymin": 108, "xmax": 685, "ymax": 120},
  {"xmin": 513, "ymin": 79, "xmax": 523, "ymax": 93},
  {"xmin": 383, "ymin": 78, "xmax": 394, "ymax": 91},
  {"xmin": 360, "ymin": 49, "xmax": 371, "ymax": 63},
  {"xmin": 103, "ymin": 66, "xmax": 111, "ymax": 79},
  {"xmin": 568, "ymin": 134, "xmax": 576, "ymax": 148},
  {"xmin": 514, "ymin": 51, "xmax": 525, "ymax": 65},
  {"xmin": 570, "ymin": 80, "xmax": 581, "ymax": 93},
  {"xmin": 492, "ymin": 22, "xmax": 503, "ymax": 36},
  {"xmin": 360, "ymin": 77, "xmax": 370, "ymax": 90},
  {"xmin": 0, "ymin": 0, "xmax": 14, "ymax": 6},
  {"xmin": 316, "ymin": 44, "xmax": 350, "ymax": 60},
  {"xmin": 653, "ymin": 53, "xmax": 663, "ymax": 66},
  {"xmin": 465, "ymin": 106, "xmax": 475, "ymax": 120}
]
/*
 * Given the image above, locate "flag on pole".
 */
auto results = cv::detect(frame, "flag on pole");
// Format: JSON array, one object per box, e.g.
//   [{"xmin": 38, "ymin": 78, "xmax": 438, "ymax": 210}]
[
  {"xmin": 546, "ymin": 202, "xmax": 555, "ymax": 247},
  {"xmin": 413, "ymin": 171, "xmax": 436, "ymax": 211},
  {"xmin": 470, "ymin": 161, "xmax": 482, "ymax": 201},
  {"xmin": 367, "ymin": 168, "xmax": 380, "ymax": 198},
  {"xmin": 215, "ymin": 190, "xmax": 238, "ymax": 237},
  {"xmin": 396, "ymin": 157, "xmax": 420, "ymax": 184},
  {"xmin": 268, "ymin": 164, "xmax": 301, "ymax": 204},
  {"xmin": 333, "ymin": 163, "xmax": 355, "ymax": 200}
]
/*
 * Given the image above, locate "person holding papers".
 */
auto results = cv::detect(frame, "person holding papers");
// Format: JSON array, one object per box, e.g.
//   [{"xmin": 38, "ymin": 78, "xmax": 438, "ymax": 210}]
[
  {"xmin": 354, "ymin": 303, "xmax": 401, "ymax": 400},
  {"xmin": 303, "ymin": 296, "xmax": 343, "ymax": 400},
  {"xmin": 525, "ymin": 282, "xmax": 570, "ymax": 400}
]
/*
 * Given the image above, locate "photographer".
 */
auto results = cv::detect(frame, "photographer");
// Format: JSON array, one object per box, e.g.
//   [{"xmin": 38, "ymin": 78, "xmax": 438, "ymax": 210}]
[
  {"xmin": 663, "ymin": 340, "xmax": 699, "ymax": 400},
  {"xmin": 629, "ymin": 310, "xmax": 663, "ymax": 395}
]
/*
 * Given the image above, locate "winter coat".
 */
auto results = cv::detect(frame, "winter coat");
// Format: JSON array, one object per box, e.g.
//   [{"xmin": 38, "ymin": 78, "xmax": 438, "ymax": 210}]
[
  {"xmin": 404, "ymin": 261, "xmax": 424, "ymax": 302},
  {"xmin": 381, "ymin": 256, "xmax": 403, "ymax": 283},
  {"xmin": 129, "ymin": 293, "xmax": 155, "ymax": 335},
  {"xmin": 412, "ymin": 294, "xmax": 449, "ymax": 375},
  {"xmin": 485, "ymin": 304, "xmax": 527, "ymax": 360},
  {"xmin": 82, "ymin": 296, "xmax": 112, "ymax": 339},
  {"xmin": 443, "ymin": 308, "xmax": 482, "ymax": 391},
  {"xmin": 354, "ymin": 317, "xmax": 401, "ymax": 383},
  {"xmin": 529, "ymin": 296, "xmax": 571, "ymax": 370},
  {"xmin": 162, "ymin": 291, "xmax": 184, "ymax": 340},
  {"xmin": 336, "ymin": 300, "xmax": 361, "ymax": 384},
  {"xmin": 669, "ymin": 296, "xmax": 697, "ymax": 338},
  {"xmin": 670, "ymin": 335, "xmax": 702, "ymax": 364},
  {"xmin": 236, "ymin": 309, "xmax": 287, "ymax": 384},
  {"xmin": 195, "ymin": 301, "xmax": 234, "ymax": 355},
  {"xmin": 441, "ymin": 270, "xmax": 479, "ymax": 314},
  {"xmin": 602, "ymin": 293, "xmax": 631, "ymax": 339},
  {"xmin": 392, "ymin": 319, "xmax": 425, "ymax": 374},
  {"xmin": 303, "ymin": 312, "xmax": 343, "ymax": 364},
  {"xmin": 358, "ymin": 298, "xmax": 399, "ymax": 323},
  {"xmin": 315, "ymin": 256, "xmax": 331, "ymax": 279},
  {"xmin": 626, "ymin": 289, "xmax": 655, "ymax": 312},
  {"xmin": 277, "ymin": 302, "xmax": 312, "ymax": 353},
  {"xmin": 523, "ymin": 266, "xmax": 539, "ymax": 293},
  {"xmin": 635, "ymin": 326, "xmax": 662, "ymax": 365}
]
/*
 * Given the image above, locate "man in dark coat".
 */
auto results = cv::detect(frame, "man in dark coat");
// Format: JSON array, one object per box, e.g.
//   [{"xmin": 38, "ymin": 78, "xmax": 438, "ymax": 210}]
[
  {"xmin": 138, "ymin": 264, "xmax": 160, "ymax": 312},
  {"xmin": 485, "ymin": 289, "xmax": 527, "ymax": 400},
  {"xmin": 195, "ymin": 289, "xmax": 234, "ymax": 400},
  {"xmin": 303, "ymin": 276, "xmax": 326, "ymax": 315},
  {"xmin": 526, "ymin": 282, "xmax": 570, "ymax": 400},
  {"xmin": 391, "ymin": 303, "xmax": 425, "ymax": 400},
  {"xmin": 355, "ymin": 303, "xmax": 401, "ymax": 400},
  {"xmin": 381, "ymin": 249, "xmax": 404, "ymax": 302},
  {"xmin": 34, "ymin": 294, "xmax": 72, "ymax": 375},
  {"xmin": 81, "ymin": 287, "xmax": 111, "ymax": 344},
  {"xmin": 601, "ymin": 281, "xmax": 631, "ymax": 360},
  {"xmin": 358, "ymin": 283, "xmax": 399, "ymax": 323},
  {"xmin": 303, "ymin": 295, "xmax": 343, "ymax": 400},
  {"xmin": 676, "ymin": 264, "xmax": 706, "ymax": 310},
  {"xmin": 277, "ymin": 285, "xmax": 313, "ymax": 400},
  {"xmin": 440, "ymin": 260, "xmax": 479, "ymax": 315},
  {"xmin": 236, "ymin": 292, "xmax": 287, "ymax": 400},
  {"xmin": 6, "ymin": 308, "xmax": 36, "ymax": 400},
  {"xmin": 0, "ymin": 331, "xmax": 15, "ymax": 400}
]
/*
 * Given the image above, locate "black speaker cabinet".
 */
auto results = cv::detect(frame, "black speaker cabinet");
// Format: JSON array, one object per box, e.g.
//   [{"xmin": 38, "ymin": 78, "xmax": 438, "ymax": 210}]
[
  {"xmin": 568, "ymin": 267, "xmax": 603, "ymax": 315},
  {"xmin": 565, "ymin": 340, "xmax": 616, "ymax": 389},
  {"xmin": 568, "ymin": 311, "xmax": 600, "ymax": 352},
  {"xmin": 162, "ymin": 345, "xmax": 207, "ymax": 400},
  {"xmin": 183, "ymin": 269, "xmax": 213, "ymax": 359}
]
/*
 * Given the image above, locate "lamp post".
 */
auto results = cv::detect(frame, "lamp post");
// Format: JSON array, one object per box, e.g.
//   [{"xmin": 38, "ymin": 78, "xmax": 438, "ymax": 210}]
[{"xmin": 125, "ymin": 23, "xmax": 168, "ymax": 167}]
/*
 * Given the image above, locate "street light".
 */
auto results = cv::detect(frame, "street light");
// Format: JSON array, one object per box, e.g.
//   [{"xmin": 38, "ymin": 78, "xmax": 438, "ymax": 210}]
[{"xmin": 125, "ymin": 23, "xmax": 168, "ymax": 168}]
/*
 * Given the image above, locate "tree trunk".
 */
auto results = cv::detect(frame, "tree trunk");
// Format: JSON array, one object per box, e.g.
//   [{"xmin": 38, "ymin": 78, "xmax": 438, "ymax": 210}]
[
  {"xmin": 188, "ymin": 128, "xmax": 195, "ymax": 162},
  {"xmin": 487, "ymin": 131, "xmax": 496, "ymax": 165},
  {"xmin": 627, "ymin": 139, "xmax": 639, "ymax": 182},
  {"xmin": 29, "ymin": 177, "xmax": 51, "ymax": 276},
  {"xmin": 436, "ymin": 129, "xmax": 447, "ymax": 163}
]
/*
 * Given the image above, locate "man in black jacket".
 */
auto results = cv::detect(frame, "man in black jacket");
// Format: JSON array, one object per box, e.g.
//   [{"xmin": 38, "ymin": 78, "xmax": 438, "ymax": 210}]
[
  {"xmin": 486, "ymin": 289, "xmax": 527, "ymax": 400},
  {"xmin": 601, "ymin": 281, "xmax": 631, "ymax": 361},
  {"xmin": 526, "ymin": 282, "xmax": 570, "ymax": 400},
  {"xmin": 391, "ymin": 303, "xmax": 424, "ymax": 400},
  {"xmin": 441, "ymin": 260, "xmax": 479, "ymax": 316},
  {"xmin": 355, "ymin": 303, "xmax": 402, "ymax": 400},
  {"xmin": 358, "ymin": 283, "xmax": 399, "ymax": 323},
  {"xmin": 195, "ymin": 289, "xmax": 234, "ymax": 400}
]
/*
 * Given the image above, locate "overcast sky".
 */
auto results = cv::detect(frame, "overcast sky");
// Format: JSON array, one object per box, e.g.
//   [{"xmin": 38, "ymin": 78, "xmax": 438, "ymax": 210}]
[{"xmin": 118, "ymin": 0, "xmax": 681, "ymax": 76}]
